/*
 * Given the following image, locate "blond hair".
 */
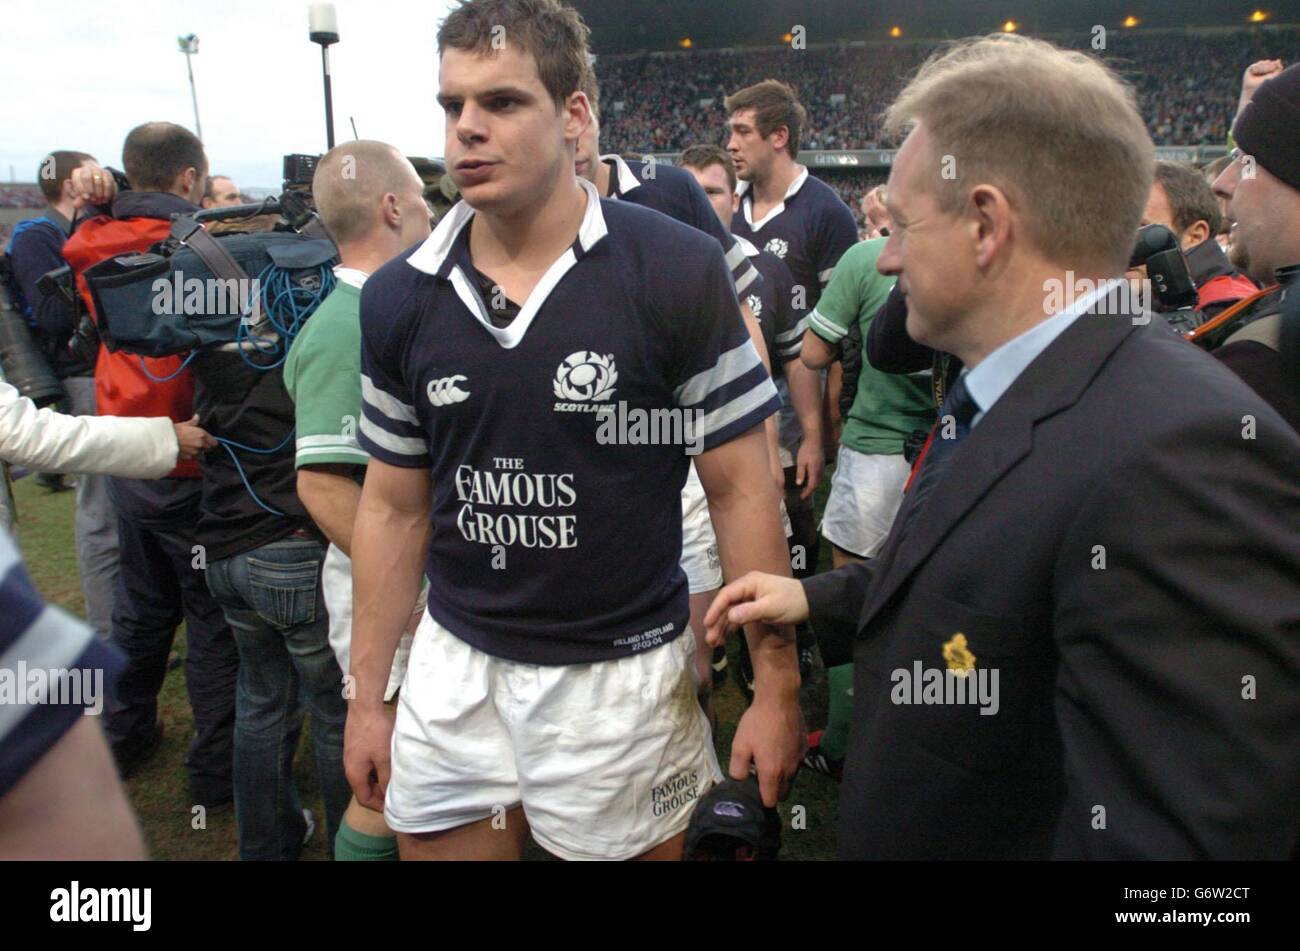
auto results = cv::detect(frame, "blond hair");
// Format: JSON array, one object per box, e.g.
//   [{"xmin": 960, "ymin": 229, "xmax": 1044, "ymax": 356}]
[
  {"xmin": 313, "ymin": 141, "xmax": 419, "ymax": 244},
  {"xmin": 883, "ymin": 33, "xmax": 1153, "ymax": 272}
]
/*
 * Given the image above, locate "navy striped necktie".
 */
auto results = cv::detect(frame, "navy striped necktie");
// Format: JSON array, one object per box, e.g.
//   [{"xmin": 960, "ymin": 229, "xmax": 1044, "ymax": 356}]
[{"xmin": 896, "ymin": 375, "xmax": 979, "ymax": 542}]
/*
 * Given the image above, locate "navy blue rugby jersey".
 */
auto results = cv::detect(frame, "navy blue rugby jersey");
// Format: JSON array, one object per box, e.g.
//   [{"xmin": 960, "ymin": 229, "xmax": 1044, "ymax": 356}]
[
  {"xmin": 737, "ymin": 235, "xmax": 808, "ymax": 377},
  {"xmin": 0, "ymin": 531, "xmax": 123, "ymax": 797},
  {"xmin": 602, "ymin": 153, "xmax": 761, "ymax": 300},
  {"xmin": 358, "ymin": 178, "xmax": 780, "ymax": 665},
  {"xmin": 731, "ymin": 167, "xmax": 859, "ymax": 310}
]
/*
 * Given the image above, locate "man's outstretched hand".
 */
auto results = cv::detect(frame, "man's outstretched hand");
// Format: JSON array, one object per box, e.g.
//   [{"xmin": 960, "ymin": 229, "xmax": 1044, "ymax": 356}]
[{"xmin": 703, "ymin": 571, "xmax": 810, "ymax": 648}]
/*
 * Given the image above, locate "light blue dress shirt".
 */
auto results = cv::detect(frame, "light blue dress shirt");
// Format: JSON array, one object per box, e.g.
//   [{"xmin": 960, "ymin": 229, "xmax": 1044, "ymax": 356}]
[{"xmin": 963, "ymin": 279, "xmax": 1122, "ymax": 428}]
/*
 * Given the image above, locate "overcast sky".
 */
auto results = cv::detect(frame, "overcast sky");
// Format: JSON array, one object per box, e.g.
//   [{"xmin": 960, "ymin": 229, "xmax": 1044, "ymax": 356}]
[{"xmin": 1, "ymin": 0, "xmax": 458, "ymax": 190}]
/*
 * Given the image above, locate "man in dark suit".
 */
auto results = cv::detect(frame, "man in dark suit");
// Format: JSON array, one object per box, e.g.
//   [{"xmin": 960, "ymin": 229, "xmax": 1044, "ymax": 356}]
[{"xmin": 706, "ymin": 33, "xmax": 1300, "ymax": 859}]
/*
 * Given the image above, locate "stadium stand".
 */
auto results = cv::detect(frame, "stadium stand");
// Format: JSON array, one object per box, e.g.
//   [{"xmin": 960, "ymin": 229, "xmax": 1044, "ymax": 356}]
[{"xmin": 596, "ymin": 27, "xmax": 1300, "ymax": 154}]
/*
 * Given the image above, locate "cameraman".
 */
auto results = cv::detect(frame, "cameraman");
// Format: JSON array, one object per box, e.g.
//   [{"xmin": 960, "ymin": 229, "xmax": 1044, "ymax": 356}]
[
  {"xmin": 61, "ymin": 123, "xmax": 238, "ymax": 807},
  {"xmin": 5, "ymin": 150, "xmax": 121, "ymax": 639},
  {"xmin": 1140, "ymin": 161, "xmax": 1257, "ymax": 317}
]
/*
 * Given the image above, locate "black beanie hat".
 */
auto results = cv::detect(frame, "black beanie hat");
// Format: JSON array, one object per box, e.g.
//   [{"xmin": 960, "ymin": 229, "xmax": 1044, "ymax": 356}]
[{"xmin": 1232, "ymin": 63, "xmax": 1300, "ymax": 192}]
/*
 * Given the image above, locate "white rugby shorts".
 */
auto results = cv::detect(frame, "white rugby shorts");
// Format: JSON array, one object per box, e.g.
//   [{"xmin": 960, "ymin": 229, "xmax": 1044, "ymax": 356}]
[
  {"xmin": 383, "ymin": 613, "xmax": 721, "ymax": 860},
  {"xmin": 820, "ymin": 445, "xmax": 912, "ymax": 559}
]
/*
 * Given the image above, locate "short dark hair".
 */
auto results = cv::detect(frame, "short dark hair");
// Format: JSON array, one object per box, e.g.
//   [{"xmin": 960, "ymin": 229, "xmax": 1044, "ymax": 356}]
[
  {"xmin": 122, "ymin": 122, "xmax": 207, "ymax": 192},
  {"xmin": 1153, "ymin": 160, "xmax": 1222, "ymax": 238},
  {"xmin": 679, "ymin": 144, "xmax": 736, "ymax": 193},
  {"xmin": 724, "ymin": 79, "xmax": 806, "ymax": 158},
  {"xmin": 438, "ymin": 0, "xmax": 591, "ymax": 112},
  {"xmin": 38, "ymin": 151, "xmax": 95, "ymax": 202},
  {"xmin": 204, "ymin": 174, "xmax": 233, "ymax": 201}
]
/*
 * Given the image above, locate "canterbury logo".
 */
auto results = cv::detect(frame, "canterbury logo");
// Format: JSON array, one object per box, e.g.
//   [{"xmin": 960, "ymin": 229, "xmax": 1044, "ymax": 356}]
[
  {"xmin": 553, "ymin": 351, "xmax": 618, "ymax": 402},
  {"xmin": 428, "ymin": 375, "xmax": 470, "ymax": 406}
]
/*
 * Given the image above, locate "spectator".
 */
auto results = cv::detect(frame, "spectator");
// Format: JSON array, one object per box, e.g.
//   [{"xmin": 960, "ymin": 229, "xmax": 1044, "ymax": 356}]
[
  {"xmin": 5, "ymin": 149, "xmax": 126, "ymax": 636},
  {"xmin": 1211, "ymin": 62, "xmax": 1300, "ymax": 430},
  {"xmin": 201, "ymin": 174, "xmax": 242, "ymax": 209},
  {"xmin": 860, "ymin": 184, "xmax": 892, "ymax": 239}
]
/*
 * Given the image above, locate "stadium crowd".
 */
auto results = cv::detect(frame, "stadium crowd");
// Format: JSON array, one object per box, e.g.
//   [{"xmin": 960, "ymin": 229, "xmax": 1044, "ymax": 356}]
[
  {"xmin": 597, "ymin": 27, "xmax": 1300, "ymax": 154},
  {"xmin": 0, "ymin": 0, "xmax": 1297, "ymax": 864}
]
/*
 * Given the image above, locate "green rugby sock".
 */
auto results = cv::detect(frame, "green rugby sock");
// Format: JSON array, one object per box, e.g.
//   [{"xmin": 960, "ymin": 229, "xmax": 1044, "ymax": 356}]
[
  {"xmin": 821, "ymin": 663, "xmax": 854, "ymax": 761},
  {"xmin": 334, "ymin": 816, "xmax": 399, "ymax": 862}
]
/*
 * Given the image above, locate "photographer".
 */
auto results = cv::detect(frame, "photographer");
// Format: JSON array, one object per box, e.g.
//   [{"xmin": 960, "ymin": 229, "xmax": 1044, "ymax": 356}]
[
  {"xmin": 5, "ymin": 149, "xmax": 122, "ymax": 638},
  {"xmin": 1140, "ymin": 161, "xmax": 1257, "ymax": 317},
  {"xmin": 61, "ymin": 123, "xmax": 238, "ymax": 807}
]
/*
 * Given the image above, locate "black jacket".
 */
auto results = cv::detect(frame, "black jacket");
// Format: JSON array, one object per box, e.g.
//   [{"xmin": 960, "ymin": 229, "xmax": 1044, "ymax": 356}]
[
  {"xmin": 6, "ymin": 210, "xmax": 94, "ymax": 378},
  {"xmin": 191, "ymin": 348, "xmax": 319, "ymax": 563},
  {"xmin": 805, "ymin": 290, "xmax": 1300, "ymax": 859}
]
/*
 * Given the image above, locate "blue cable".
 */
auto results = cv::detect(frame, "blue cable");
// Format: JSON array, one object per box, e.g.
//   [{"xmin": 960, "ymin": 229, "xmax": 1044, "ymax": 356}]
[
  {"xmin": 234, "ymin": 262, "xmax": 334, "ymax": 370},
  {"xmin": 138, "ymin": 349, "xmax": 199, "ymax": 382},
  {"xmin": 214, "ymin": 427, "xmax": 296, "ymax": 517},
  {"xmin": 138, "ymin": 260, "xmax": 335, "ymax": 515}
]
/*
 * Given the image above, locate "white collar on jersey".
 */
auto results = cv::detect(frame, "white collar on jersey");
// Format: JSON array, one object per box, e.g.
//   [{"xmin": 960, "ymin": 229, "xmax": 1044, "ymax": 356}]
[
  {"xmin": 736, "ymin": 165, "xmax": 810, "ymax": 231},
  {"xmin": 405, "ymin": 175, "xmax": 609, "ymax": 277},
  {"xmin": 602, "ymin": 153, "xmax": 642, "ymax": 196},
  {"xmin": 404, "ymin": 176, "xmax": 609, "ymax": 350},
  {"xmin": 332, "ymin": 266, "xmax": 368, "ymax": 289}
]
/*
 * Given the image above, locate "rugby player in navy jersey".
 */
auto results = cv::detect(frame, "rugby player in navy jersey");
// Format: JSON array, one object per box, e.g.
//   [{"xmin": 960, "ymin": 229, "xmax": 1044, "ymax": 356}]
[
  {"xmin": 726, "ymin": 79, "xmax": 859, "ymax": 453},
  {"xmin": 343, "ymin": 0, "xmax": 802, "ymax": 861}
]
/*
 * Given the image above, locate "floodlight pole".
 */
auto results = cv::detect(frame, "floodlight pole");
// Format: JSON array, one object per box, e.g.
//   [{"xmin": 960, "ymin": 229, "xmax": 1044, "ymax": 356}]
[
  {"xmin": 309, "ymin": 5, "xmax": 340, "ymax": 149},
  {"xmin": 178, "ymin": 35, "xmax": 203, "ymax": 140}
]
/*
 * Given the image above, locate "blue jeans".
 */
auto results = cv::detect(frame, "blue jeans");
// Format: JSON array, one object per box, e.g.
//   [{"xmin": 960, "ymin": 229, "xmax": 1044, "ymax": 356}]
[{"xmin": 206, "ymin": 535, "xmax": 349, "ymax": 861}]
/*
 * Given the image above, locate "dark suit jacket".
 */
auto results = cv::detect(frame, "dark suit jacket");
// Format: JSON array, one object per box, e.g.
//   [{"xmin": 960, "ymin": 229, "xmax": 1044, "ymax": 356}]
[{"xmin": 805, "ymin": 294, "xmax": 1300, "ymax": 859}]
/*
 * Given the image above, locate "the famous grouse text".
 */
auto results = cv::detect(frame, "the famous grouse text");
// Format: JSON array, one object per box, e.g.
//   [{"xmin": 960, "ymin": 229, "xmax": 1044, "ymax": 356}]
[
  {"xmin": 651, "ymin": 770, "xmax": 701, "ymax": 817},
  {"xmin": 454, "ymin": 458, "xmax": 578, "ymax": 549}
]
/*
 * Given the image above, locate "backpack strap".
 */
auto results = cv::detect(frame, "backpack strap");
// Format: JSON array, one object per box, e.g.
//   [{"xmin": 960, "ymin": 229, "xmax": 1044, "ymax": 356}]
[{"xmin": 169, "ymin": 216, "xmax": 250, "ymax": 284}]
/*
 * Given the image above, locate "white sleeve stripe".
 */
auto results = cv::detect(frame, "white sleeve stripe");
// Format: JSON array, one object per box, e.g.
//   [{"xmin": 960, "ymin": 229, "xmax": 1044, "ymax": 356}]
[
  {"xmin": 359, "ymin": 415, "xmax": 428, "ymax": 457},
  {"xmin": 808, "ymin": 309, "xmax": 846, "ymax": 341},
  {"xmin": 724, "ymin": 241, "xmax": 746, "ymax": 269},
  {"xmin": 361, "ymin": 374, "xmax": 418, "ymax": 425},
  {"xmin": 697, "ymin": 377, "xmax": 779, "ymax": 440},
  {"xmin": 296, "ymin": 446, "xmax": 368, "ymax": 461},
  {"xmin": 675, "ymin": 340, "xmax": 764, "ymax": 408},
  {"xmin": 775, "ymin": 317, "xmax": 808, "ymax": 343},
  {"xmin": 0, "ymin": 542, "xmax": 18, "ymax": 582},
  {"xmin": 296, "ymin": 434, "xmax": 363, "ymax": 451},
  {"xmin": 0, "ymin": 606, "xmax": 95, "ymax": 740},
  {"xmin": 296, "ymin": 446, "xmax": 368, "ymax": 463},
  {"xmin": 733, "ymin": 267, "xmax": 759, "ymax": 295}
]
